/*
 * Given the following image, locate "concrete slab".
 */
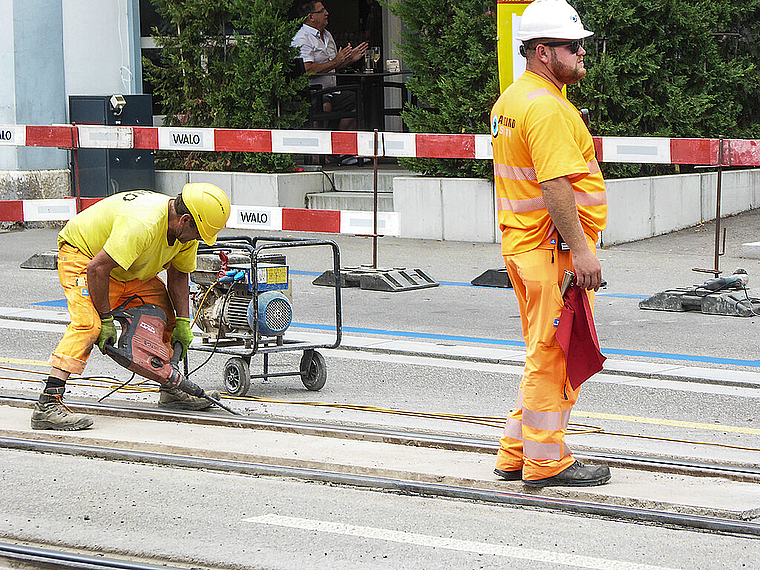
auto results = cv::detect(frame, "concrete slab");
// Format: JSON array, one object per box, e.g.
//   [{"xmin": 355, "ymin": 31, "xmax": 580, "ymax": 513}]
[{"xmin": 0, "ymin": 404, "xmax": 757, "ymax": 521}]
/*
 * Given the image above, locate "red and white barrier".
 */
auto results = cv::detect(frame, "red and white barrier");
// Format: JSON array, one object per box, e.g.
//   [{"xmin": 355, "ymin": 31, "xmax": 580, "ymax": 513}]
[
  {"xmin": 0, "ymin": 197, "xmax": 400, "ymax": 236},
  {"xmin": 4, "ymin": 124, "xmax": 760, "ymax": 165},
  {"xmin": 3, "ymin": 124, "xmax": 760, "ymax": 234}
]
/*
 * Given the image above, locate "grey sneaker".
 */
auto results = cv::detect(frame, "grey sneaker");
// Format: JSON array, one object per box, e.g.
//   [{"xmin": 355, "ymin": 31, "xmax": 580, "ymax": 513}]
[
  {"xmin": 31, "ymin": 388, "xmax": 94, "ymax": 431},
  {"xmin": 158, "ymin": 386, "xmax": 221, "ymax": 411}
]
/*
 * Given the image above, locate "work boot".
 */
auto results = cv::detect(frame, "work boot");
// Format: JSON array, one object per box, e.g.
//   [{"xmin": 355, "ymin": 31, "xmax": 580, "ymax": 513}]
[
  {"xmin": 522, "ymin": 461, "xmax": 611, "ymax": 488},
  {"xmin": 158, "ymin": 386, "xmax": 221, "ymax": 411},
  {"xmin": 31, "ymin": 388, "xmax": 93, "ymax": 431},
  {"xmin": 494, "ymin": 468, "xmax": 522, "ymax": 481}
]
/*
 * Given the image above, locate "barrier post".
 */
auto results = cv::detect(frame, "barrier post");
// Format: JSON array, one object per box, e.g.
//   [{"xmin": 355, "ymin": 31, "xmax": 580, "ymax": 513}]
[
  {"xmin": 373, "ymin": 129, "xmax": 379, "ymax": 268},
  {"xmin": 693, "ymin": 136, "xmax": 727, "ymax": 278}
]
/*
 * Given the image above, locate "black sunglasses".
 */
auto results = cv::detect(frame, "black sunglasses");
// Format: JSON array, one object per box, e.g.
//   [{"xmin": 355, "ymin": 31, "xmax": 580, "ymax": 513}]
[{"xmin": 540, "ymin": 39, "xmax": 584, "ymax": 54}]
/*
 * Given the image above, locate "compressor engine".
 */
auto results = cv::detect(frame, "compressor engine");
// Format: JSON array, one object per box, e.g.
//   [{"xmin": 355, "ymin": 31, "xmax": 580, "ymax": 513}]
[{"xmin": 191, "ymin": 251, "xmax": 292, "ymax": 340}]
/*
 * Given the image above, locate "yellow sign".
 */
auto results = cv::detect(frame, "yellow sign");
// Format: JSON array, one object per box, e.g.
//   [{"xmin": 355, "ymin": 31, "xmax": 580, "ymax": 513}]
[
  {"xmin": 266, "ymin": 266, "xmax": 288, "ymax": 285},
  {"xmin": 497, "ymin": 1, "xmax": 532, "ymax": 93}
]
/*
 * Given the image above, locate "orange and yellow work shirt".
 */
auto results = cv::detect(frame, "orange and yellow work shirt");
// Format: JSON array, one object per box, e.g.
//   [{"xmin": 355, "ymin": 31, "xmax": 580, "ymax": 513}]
[
  {"xmin": 490, "ymin": 71, "xmax": 607, "ymax": 256},
  {"xmin": 58, "ymin": 190, "xmax": 198, "ymax": 282}
]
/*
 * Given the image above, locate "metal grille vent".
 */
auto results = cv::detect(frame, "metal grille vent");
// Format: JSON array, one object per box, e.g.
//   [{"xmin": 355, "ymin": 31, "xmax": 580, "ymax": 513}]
[
  {"xmin": 223, "ymin": 295, "xmax": 252, "ymax": 330},
  {"xmin": 264, "ymin": 297, "xmax": 292, "ymax": 331}
]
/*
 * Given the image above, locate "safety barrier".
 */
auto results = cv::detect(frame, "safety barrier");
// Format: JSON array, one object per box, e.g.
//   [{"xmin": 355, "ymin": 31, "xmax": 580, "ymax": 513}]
[
  {"xmin": 3, "ymin": 124, "xmax": 760, "ymax": 234},
  {"xmin": 4, "ymin": 124, "xmax": 760, "ymax": 164}
]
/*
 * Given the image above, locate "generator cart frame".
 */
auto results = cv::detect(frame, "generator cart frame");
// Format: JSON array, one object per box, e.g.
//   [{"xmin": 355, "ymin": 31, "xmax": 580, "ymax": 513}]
[{"xmin": 186, "ymin": 235, "xmax": 342, "ymax": 395}]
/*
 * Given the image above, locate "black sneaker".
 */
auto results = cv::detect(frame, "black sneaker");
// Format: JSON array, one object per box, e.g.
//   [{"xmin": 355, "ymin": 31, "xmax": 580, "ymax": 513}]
[
  {"xmin": 522, "ymin": 461, "xmax": 611, "ymax": 488},
  {"xmin": 31, "ymin": 388, "xmax": 94, "ymax": 431},
  {"xmin": 494, "ymin": 468, "xmax": 522, "ymax": 481}
]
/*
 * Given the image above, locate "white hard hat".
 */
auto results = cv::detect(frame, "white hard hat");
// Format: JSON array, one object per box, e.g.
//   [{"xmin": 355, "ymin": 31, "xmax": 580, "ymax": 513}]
[{"xmin": 517, "ymin": 0, "xmax": 593, "ymax": 41}]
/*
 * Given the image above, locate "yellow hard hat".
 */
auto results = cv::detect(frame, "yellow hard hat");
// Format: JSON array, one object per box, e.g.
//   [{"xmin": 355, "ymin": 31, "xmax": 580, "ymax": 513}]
[{"xmin": 180, "ymin": 183, "xmax": 230, "ymax": 245}]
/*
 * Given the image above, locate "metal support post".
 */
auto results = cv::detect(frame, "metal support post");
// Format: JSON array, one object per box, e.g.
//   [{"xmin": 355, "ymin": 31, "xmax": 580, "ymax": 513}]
[
  {"xmin": 693, "ymin": 136, "xmax": 728, "ymax": 277},
  {"xmin": 373, "ymin": 129, "xmax": 379, "ymax": 268}
]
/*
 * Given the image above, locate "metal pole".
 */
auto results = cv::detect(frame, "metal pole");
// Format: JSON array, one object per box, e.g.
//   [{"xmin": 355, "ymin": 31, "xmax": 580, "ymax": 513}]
[
  {"xmin": 72, "ymin": 125, "xmax": 82, "ymax": 213},
  {"xmin": 712, "ymin": 137, "xmax": 724, "ymax": 277},
  {"xmin": 373, "ymin": 129, "xmax": 379, "ymax": 269}
]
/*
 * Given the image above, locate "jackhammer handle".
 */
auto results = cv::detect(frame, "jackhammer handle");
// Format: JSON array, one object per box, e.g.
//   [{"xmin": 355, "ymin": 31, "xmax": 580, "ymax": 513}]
[{"xmin": 171, "ymin": 341, "xmax": 184, "ymax": 367}]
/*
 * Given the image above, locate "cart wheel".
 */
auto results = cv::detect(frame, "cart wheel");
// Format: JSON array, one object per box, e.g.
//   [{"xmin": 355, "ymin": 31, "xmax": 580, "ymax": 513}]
[
  {"xmin": 300, "ymin": 350, "xmax": 327, "ymax": 391},
  {"xmin": 223, "ymin": 357, "xmax": 250, "ymax": 396}
]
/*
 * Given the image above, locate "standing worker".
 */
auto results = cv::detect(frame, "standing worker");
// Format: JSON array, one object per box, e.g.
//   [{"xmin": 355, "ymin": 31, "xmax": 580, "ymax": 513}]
[
  {"xmin": 490, "ymin": 0, "xmax": 611, "ymax": 486},
  {"xmin": 31, "ymin": 184, "xmax": 231, "ymax": 431}
]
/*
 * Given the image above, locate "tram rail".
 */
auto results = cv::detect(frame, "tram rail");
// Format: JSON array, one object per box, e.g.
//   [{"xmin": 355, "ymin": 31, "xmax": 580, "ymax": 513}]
[
  {"xmin": 0, "ymin": 541, "xmax": 206, "ymax": 570},
  {"xmin": 1, "ymin": 394, "xmax": 758, "ymax": 483},
  {"xmin": 1, "ymin": 434, "xmax": 759, "ymax": 539}
]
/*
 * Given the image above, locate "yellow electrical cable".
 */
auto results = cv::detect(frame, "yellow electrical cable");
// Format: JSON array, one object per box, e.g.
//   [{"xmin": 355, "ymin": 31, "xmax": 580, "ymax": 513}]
[
  {"xmin": 0, "ymin": 365, "xmax": 48, "ymax": 376},
  {"xmin": 190, "ymin": 280, "xmax": 218, "ymax": 329},
  {"xmin": 2, "ymin": 372, "xmax": 758, "ymax": 452}
]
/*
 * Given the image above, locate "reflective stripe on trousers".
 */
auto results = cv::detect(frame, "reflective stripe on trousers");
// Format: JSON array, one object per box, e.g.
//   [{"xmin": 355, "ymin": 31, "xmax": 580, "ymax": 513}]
[{"xmin": 495, "ymin": 236, "xmax": 597, "ymax": 480}]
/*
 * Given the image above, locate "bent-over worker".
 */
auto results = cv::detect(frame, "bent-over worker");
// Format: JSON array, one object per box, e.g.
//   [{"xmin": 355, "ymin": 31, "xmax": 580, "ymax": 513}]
[{"xmin": 31, "ymin": 184, "xmax": 231, "ymax": 431}]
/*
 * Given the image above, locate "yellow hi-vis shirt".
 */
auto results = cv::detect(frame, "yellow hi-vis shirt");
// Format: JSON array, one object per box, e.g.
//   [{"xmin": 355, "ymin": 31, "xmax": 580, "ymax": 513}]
[
  {"xmin": 58, "ymin": 190, "xmax": 198, "ymax": 282},
  {"xmin": 490, "ymin": 71, "xmax": 607, "ymax": 256}
]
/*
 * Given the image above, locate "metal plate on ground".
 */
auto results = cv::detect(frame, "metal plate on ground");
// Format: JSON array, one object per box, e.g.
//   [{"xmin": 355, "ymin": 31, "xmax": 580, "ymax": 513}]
[
  {"xmin": 20, "ymin": 251, "xmax": 58, "ymax": 270},
  {"xmin": 639, "ymin": 288, "xmax": 759, "ymax": 317},
  {"xmin": 471, "ymin": 268, "xmax": 512, "ymax": 288},
  {"xmin": 313, "ymin": 267, "xmax": 439, "ymax": 292}
]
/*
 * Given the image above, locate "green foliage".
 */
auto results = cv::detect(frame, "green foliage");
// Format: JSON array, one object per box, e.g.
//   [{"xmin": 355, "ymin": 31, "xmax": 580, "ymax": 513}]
[
  {"xmin": 572, "ymin": 0, "xmax": 760, "ymax": 178},
  {"xmin": 385, "ymin": 0, "xmax": 499, "ymax": 178},
  {"xmin": 143, "ymin": 0, "xmax": 309, "ymax": 173}
]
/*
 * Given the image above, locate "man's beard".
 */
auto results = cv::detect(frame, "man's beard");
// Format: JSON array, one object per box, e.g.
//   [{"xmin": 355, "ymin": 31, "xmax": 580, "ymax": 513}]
[{"xmin": 548, "ymin": 51, "xmax": 586, "ymax": 85}]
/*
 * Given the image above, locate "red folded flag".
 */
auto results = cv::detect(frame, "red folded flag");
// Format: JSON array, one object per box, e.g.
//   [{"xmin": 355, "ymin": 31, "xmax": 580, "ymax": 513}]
[{"xmin": 556, "ymin": 285, "xmax": 606, "ymax": 389}]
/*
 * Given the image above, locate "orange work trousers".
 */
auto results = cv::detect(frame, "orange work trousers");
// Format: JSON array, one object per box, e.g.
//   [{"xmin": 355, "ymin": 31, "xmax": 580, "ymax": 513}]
[
  {"xmin": 495, "ymin": 236, "xmax": 596, "ymax": 481},
  {"xmin": 49, "ymin": 243, "xmax": 176, "ymax": 375}
]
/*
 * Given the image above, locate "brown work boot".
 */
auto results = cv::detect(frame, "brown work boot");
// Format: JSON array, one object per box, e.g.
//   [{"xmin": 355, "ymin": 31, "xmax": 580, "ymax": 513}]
[
  {"xmin": 158, "ymin": 386, "xmax": 221, "ymax": 411},
  {"xmin": 31, "ymin": 388, "xmax": 93, "ymax": 431},
  {"xmin": 522, "ymin": 461, "xmax": 611, "ymax": 488}
]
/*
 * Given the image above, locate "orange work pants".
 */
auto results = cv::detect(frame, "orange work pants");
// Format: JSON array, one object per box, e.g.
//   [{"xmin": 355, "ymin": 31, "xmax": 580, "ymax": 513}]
[
  {"xmin": 495, "ymin": 236, "xmax": 596, "ymax": 481},
  {"xmin": 49, "ymin": 244, "xmax": 176, "ymax": 375}
]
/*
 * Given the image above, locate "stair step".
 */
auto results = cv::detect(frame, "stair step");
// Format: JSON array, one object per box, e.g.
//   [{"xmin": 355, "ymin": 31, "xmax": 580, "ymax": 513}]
[
  {"xmin": 307, "ymin": 191, "xmax": 394, "ymax": 212},
  {"xmin": 328, "ymin": 171, "xmax": 408, "ymax": 193}
]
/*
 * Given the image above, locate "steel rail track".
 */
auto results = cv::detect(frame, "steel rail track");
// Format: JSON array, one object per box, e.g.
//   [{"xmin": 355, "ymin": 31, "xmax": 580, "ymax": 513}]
[
  {"xmin": 0, "ymin": 541, "xmax": 191, "ymax": 570},
  {"xmin": 1, "ymin": 394, "xmax": 758, "ymax": 482},
  {"xmin": 1, "ymin": 435, "xmax": 759, "ymax": 538}
]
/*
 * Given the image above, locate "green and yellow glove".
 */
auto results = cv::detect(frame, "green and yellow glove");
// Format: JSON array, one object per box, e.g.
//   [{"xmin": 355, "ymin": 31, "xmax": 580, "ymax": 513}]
[
  {"xmin": 97, "ymin": 315, "xmax": 117, "ymax": 354},
  {"xmin": 171, "ymin": 317, "xmax": 194, "ymax": 361}
]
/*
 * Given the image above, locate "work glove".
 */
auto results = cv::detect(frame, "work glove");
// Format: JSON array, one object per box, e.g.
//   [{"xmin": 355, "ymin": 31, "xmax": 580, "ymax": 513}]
[
  {"xmin": 97, "ymin": 315, "xmax": 117, "ymax": 354},
  {"xmin": 171, "ymin": 317, "xmax": 194, "ymax": 361}
]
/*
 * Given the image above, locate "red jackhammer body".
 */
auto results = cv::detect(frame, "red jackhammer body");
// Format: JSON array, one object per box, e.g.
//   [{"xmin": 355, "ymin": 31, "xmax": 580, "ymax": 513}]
[{"xmin": 104, "ymin": 302, "xmax": 237, "ymax": 414}]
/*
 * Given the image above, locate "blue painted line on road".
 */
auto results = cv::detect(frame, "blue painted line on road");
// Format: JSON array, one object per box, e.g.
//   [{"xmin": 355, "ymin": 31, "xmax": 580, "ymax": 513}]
[
  {"xmin": 290, "ymin": 323, "xmax": 760, "ymax": 368},
  {"xmin": 290, "ymin": 322, "xmax": 525, "ymax": 347},
  {"xmin": 30, "ymin": 299, "xmax": 750, "ymax": 366},
  {"xmin": 290, "ymin": 270, "xmax": 647, "ymax": 298},
  {"xmin": 32, "ymin": 299, "xmax": 68, "ymax": 308}
]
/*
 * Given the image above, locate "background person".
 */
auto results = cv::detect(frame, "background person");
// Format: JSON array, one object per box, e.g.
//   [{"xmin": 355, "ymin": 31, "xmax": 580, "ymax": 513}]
[
  {"xmin": 490, "ymin": 0, "xmax": 611, "ymax": 487},
  {"xmin": 292, "ymin": 1, "xmax": 368, "ymax": 131},
  {"xmin": 31, "ymin": 184, "xmax": 231, "ymax": 431}
]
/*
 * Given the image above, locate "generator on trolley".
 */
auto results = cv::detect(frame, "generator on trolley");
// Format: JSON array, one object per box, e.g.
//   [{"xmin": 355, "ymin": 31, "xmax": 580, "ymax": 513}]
[{"xmin": 188, "ymin": 236, "xmax": 342, "ymax": 396}]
